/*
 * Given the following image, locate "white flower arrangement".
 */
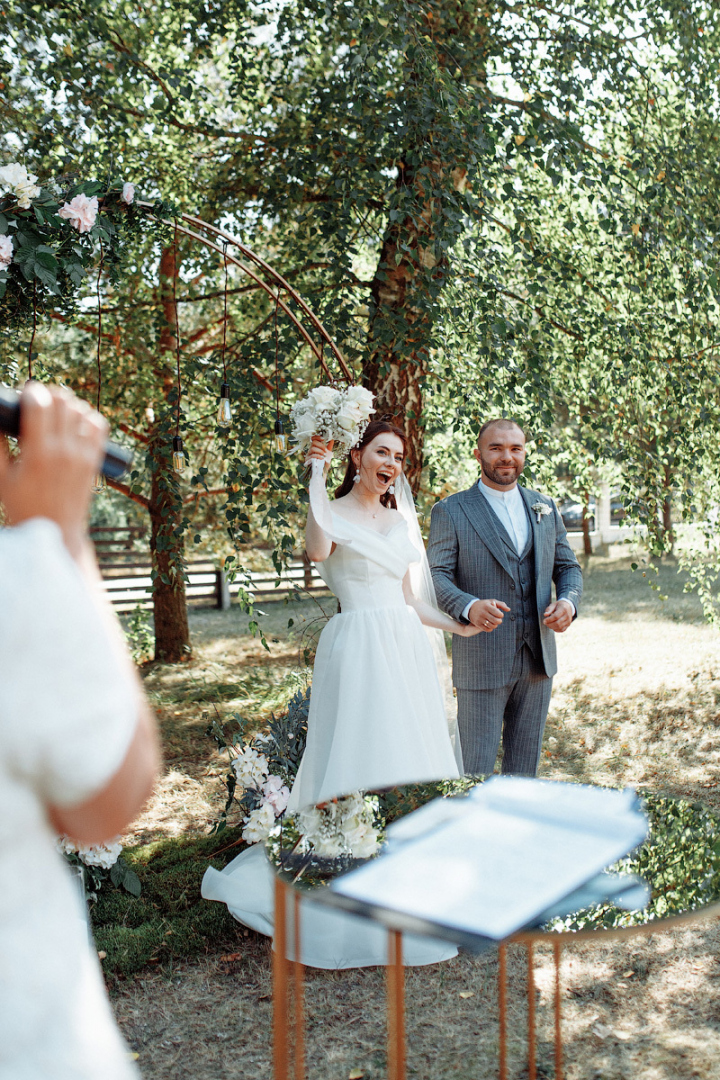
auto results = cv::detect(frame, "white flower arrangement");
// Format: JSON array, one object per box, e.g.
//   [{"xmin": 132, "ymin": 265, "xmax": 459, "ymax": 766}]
[
  {"xmin": 56, "ymin": 835, "xmax": 123, "ymax": 870},
  {"xmin": 289, "ymin": 384, "xmax": 375, "ymax": 455},
  {"xmin": 0, "ymin": 162, "xmax": 41, "ymax": 208},
  {"xmin": 231, "ymin": 747, "xmax": 291, "ymax": 843},
  {"xmin": 232, "ymin": 745, "xmax": 270, "ymax": 788}
]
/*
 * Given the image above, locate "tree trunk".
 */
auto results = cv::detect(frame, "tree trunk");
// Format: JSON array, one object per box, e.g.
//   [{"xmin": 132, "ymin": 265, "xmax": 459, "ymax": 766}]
[
  {"xmin": 150, "ymin": 244, "xmax": 191, "ymax": 662},
  {"xmin": 364, "ymin": 159, "xmax": 467, "ymax": 494},
  {"xmin": 582, "ymin": 495, "xmax": 593, "ymax": 556},
  {"xmin": 662, "ymin": 463, "xmax": 674, "ymax": 555}
]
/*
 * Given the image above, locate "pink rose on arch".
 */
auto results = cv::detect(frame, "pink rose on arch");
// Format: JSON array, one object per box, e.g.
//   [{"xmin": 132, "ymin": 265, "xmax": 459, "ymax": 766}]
[
  {"xmin": 58, "ymin": 193, "xmax": 98, "ymax": 234},
  {"xmin": 262, "ymin": 775, "xmax": 290, "ymax": 815},
  {"xmin": 121, "ymin": 182, "xmax": 135, "ymax": 205}
]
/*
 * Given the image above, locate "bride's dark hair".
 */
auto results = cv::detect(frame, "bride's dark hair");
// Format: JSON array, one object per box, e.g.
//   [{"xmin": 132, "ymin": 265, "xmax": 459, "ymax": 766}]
[{"xmin": 335, "ymin": 418, "xmax": 407, "ymax": 510}]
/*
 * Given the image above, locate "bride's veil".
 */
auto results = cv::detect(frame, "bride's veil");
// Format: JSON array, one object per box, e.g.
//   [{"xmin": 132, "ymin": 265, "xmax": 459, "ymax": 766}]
[{"xmin": 394, "ymin": 473, "xmax": 464, "ymax": 773}]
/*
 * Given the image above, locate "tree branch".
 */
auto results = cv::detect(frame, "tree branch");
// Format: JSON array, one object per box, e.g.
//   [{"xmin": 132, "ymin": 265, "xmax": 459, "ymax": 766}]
[{"xmin": 107, "ymin": 478, "xmax": 150, "ymax": 509}]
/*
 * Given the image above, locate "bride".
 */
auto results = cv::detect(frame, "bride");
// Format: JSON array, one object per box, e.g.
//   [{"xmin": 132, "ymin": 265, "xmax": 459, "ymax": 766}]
[
  {"xmin": 287, "ymin": 418, "xmax": 479, "ymax": 811},
  {"xmin": 202, "ymin": 417, "xmax": 477, "ymax": 968}
]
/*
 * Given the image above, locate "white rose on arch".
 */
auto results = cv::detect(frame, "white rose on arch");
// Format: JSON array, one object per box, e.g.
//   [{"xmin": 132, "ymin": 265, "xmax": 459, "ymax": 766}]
[
  {"xmin": 0, "ymin": 163, "xmax": 41, "ymax": 209},
  {"xmin": 0, "ymin": 234, "xmax": 13, "ymax": 268},
  {"xmin": 121, "ymin": 182, "xmax": 135, "ymax": 205}
]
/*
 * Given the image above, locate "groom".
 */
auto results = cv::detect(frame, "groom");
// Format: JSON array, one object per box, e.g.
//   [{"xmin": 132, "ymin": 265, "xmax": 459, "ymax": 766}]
[{"xmin": 428, "ymin": 419, "xmax": 582, "ymax": 776}]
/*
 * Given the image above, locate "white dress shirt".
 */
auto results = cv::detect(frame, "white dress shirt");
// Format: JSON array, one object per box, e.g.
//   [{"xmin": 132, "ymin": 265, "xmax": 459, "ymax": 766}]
[
  {"xmin": 477, "ymin": 479, "xmax": 529, "ymax": 554},
  {"xmin": 460, "ymin": 479, "xmax": 575, "ymax": 621}
]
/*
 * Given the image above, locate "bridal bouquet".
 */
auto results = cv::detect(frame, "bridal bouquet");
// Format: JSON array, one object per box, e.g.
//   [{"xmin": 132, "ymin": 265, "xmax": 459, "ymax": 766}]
[{"xmin": 289, "ymin": 384, "xmax": 375, "ymax": 455}]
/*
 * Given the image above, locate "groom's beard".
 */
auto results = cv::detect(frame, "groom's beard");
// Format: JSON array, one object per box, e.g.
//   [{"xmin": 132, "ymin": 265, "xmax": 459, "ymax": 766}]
[{"xmin": 479, "ymin": 454, "xmax": 524, "ymax": 487}]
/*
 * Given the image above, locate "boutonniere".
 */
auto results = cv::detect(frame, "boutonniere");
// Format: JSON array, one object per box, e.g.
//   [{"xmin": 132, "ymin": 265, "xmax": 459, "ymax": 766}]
[{"xmin": 531, "ymin": 501, "xmax": 552, "ymax": 524}]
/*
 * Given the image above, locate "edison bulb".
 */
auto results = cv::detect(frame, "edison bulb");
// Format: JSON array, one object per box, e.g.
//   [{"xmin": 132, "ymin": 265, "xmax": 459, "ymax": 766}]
[
  {"xmin": 172, "ymin": 435, "xmax": 186, "ymax": 473},
  {"xmin": 274, "ymin": 419, "xmax": 287, "ymax": 454},
  {"xmin": 91, "ymin": 473, "xmax": 107, "ymax": 494},
  {"xmin": 217, "ymin": 381, "xmax": 232, "ymax": 429}
]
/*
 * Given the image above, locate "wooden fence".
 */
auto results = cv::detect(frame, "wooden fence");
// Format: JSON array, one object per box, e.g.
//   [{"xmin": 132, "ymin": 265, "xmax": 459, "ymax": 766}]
[{"xmin": 89, "ymin": 526, "xmax": 329, "ymax": 612}]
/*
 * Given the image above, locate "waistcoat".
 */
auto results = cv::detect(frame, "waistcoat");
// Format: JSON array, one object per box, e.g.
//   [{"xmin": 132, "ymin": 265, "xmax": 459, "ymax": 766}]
[{"xmin": 494, "ymin": 506, "xmax": 541, "ymax": 659}]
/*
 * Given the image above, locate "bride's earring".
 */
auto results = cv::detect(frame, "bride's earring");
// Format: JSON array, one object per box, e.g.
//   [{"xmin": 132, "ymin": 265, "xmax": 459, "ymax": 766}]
[
  {"xmin": 388, "ymin": 483, "xmax": 395, "ymax": 494},
  {"xmin": 353, "ymin": 470, "xmax": 361, "ymax": 484}
]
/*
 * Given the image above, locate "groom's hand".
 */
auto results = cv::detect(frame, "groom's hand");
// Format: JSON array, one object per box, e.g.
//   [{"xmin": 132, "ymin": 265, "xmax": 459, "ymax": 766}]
[
  {"xmin": 468, "ymin": 599, "xmax": 510, "ymax": 632},
  {"xmin": 543, "ymin": 599, "xmax": 574, "ymax": 632}
]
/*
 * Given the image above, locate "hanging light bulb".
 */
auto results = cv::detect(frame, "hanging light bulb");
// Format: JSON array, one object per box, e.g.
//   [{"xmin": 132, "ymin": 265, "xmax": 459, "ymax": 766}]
[
  {"xmin": 217, "ymin": 381, "xmax": 232, "ymax": 429},
  {"xmin": 91, "ymin": 473, "xmax": 107, "ymax": 494},
  {"xmin": 172, "ymin": 435, "xmax": 186, "ymax": 473},
  {"xmin": 145, "ymin": 406, "xmax": 155, "ymax": 424},
  {"xmin": 274, "ymin": 418, "xmax": 287, "ymax": 454}
]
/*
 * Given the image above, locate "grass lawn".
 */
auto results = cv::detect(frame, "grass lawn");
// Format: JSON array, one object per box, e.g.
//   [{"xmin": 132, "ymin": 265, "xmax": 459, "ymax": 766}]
[{"xmin": 105, "ymin": 555, "xmax": 720, "ymax": 1079}]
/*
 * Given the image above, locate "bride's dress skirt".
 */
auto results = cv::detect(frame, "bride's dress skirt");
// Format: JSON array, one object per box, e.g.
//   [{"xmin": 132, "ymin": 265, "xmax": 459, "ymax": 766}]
[
  {"xmin": 202, "ymin": 844, "xmax": 457, "ymax": 968},
  {"xmin": 288, "ymin": 516, "xmax": 460, "ymax": 810},
  {"xmin": 201, "ymin": 508, "xmax": 460, "ymax": 968}
]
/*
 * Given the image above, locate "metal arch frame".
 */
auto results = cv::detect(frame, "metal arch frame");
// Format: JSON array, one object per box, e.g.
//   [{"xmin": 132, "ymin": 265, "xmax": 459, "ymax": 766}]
[{"xmin": 137, "ymin": 203, "xmax": 353, "ymax": 385}]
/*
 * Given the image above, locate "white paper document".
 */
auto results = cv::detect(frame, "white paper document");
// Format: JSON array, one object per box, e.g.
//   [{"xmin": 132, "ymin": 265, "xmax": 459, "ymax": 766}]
[{"xmin": 329, "ymin": 777, "xmax": 648, "ymax": 942}]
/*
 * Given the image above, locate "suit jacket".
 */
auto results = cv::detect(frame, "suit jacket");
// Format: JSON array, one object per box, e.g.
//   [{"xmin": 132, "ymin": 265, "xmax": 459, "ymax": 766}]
[{"xmin": 428, "ymin": 481, "xmax": 583, "ymax": 690}]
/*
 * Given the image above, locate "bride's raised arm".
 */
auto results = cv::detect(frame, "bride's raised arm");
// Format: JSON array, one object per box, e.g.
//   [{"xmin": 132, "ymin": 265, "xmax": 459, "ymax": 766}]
[
  {"xmin": 402, "ymin": 573, "xmax": 480, "ymax": 637},
  {"xmin": 304, "ymin": 436, "xmax": 336, "ymax": 563}
]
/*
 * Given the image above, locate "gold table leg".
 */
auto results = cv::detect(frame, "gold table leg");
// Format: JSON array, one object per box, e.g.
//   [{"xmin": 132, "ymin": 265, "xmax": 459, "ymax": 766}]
[
  {"xmin": 273, "ymin": 877, "xmax": 289, "ymax": 1080},
  {"xmin": 387, "ymin": 930, "xmax": 406, "ymax": 1080}
]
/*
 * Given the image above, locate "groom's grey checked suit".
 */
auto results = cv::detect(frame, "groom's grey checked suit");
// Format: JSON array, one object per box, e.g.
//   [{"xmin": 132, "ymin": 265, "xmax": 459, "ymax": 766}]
[{"xmin": 428, "ymin": 481, "xmax": 583, "ymax": 776}]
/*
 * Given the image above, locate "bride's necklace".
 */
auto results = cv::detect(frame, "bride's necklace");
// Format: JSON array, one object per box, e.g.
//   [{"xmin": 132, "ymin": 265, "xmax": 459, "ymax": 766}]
[{"xmin": 350, "ymin": 489, "xmax": 380, "ymax": 520}]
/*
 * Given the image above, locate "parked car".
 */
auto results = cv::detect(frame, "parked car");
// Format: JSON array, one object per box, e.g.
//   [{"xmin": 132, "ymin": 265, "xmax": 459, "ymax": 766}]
[
  {"xmin": 559, "ymin": 501, "xmax": 595, "ymax": 532},
  {"xmin": 559, "ymin": 497, "xmax": 626, "ymax": 532}
]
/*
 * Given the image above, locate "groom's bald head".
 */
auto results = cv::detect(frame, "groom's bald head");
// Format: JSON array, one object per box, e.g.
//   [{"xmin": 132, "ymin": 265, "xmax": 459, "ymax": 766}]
[{"xmin": 476, "ymin": 418, "xmax": 526, "ymax": 446}]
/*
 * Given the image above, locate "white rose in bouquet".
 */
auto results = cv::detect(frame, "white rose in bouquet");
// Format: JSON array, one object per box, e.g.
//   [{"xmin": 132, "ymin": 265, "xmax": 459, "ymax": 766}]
[
  {"xmin": 335, "ymin": 407, "xmax": 360, "ymax": 433},
  {"xmin": 309, "ymin": 385, "xmax": 343, "ymax": 410},
  {"xmin": 242, "ymin": 802, "xmax": 276, "ymax": 844},
  {"xmin": 344, "ymin": 385, "xmax": 375, "ymax": 411}
]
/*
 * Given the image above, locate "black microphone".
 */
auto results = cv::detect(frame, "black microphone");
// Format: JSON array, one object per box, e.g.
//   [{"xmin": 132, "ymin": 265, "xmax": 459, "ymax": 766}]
[{"xmin": 0, "ymin": 386, "xmax": 133, "ymax": 481}]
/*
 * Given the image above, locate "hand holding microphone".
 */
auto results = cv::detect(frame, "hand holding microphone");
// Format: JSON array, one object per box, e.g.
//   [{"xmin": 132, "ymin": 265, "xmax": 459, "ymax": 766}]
[
  {"xmin": 0, "ymin": 385, "xmax": 133, "ymax": 481},
  {"xmin": 0, "ymin": 383, "xmax": 129, "ymax": 560}
]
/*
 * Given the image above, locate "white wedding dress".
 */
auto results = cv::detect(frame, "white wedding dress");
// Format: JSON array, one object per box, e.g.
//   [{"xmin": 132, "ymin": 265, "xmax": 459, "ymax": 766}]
[{"xmin": 202, "ymin": 472, "xmax": 460, "ymax": 968}]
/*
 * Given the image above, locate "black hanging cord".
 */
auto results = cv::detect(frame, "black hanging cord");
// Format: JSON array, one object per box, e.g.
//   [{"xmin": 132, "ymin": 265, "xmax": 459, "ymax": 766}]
[
  {"xmin": 173, "ymin": 221, "xmax": 181, "ymax": 436},
  {"xmin": 221, "ymin": 241, "xmax": 229, "ymax": 381},
  {"xmin": 96, "ymin": 239, "xmax": 104, "ymax": 412},
  {"xmin": 274, "ymin": 291, "xmax": 281, "ymax": 422},
  {"xmin": 28, "ymin": 280, "xmax": 37, "ymax": 380}
]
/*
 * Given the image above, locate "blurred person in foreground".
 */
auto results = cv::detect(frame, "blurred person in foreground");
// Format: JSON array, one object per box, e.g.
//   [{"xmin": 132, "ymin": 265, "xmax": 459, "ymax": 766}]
[{"xmin": 0, "ymin": 383, "xmax": 159, "ymax": 1080}]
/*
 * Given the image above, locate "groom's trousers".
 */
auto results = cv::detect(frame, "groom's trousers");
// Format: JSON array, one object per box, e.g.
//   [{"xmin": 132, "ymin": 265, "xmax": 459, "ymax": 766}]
[{"xmin": 456, "ymin": 645, "xmax": 552, "ymax": 776}]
